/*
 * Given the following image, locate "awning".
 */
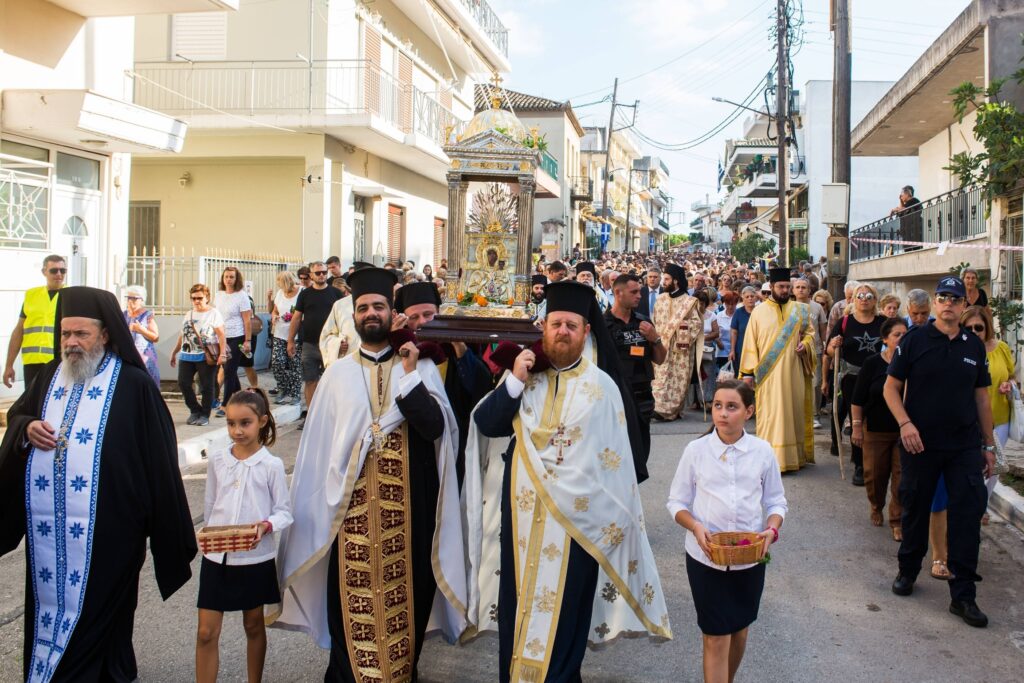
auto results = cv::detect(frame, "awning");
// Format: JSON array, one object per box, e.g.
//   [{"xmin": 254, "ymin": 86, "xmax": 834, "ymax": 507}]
[
  {"xmin": 351, "ymin": 183, "xmax": 403, "ymax": 199},
  {"xmin": 2, "ymin": 89, "xmax": 187, "ymax": 153}
]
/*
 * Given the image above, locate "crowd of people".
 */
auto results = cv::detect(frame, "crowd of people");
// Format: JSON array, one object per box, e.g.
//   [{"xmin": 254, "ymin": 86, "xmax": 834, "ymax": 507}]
[{"xmin": 0, "ymin": 246, "xmax": 1012, "ymax": 682}]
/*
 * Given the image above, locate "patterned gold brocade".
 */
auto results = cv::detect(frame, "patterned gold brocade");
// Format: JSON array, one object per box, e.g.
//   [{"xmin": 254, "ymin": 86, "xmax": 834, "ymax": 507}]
[{"xmin": 339, "ymin": 426, "xmax": 415, "ymax": 683}]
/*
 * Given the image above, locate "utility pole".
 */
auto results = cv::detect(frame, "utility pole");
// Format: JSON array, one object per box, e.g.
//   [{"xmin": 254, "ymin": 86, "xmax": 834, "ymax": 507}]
[
  {"xmin": 831, "ymin": 0, "xmax": 852, "ymax": 299},
  {"xmin": 600, "ymin": 78, "xmax": 618, "ymax": 256},
  {"xmin": 775, "ymin": 0, "xmax": 790, "ymax": 265}
]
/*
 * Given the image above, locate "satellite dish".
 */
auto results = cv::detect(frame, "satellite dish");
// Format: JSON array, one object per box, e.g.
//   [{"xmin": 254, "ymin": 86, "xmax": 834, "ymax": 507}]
[{"xmin": 303, "ymin": 164, "xmax": 325, "ymax": 193}]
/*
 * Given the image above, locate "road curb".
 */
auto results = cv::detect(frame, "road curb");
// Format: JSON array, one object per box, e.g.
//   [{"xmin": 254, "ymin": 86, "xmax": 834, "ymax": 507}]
[
  {"xmin": 176, "ymin": 403, "xmax": 302, "ymax": 468},
  {"xmin": 990, "ymin": 481, "xmax": 1024, "ymax": 533}
]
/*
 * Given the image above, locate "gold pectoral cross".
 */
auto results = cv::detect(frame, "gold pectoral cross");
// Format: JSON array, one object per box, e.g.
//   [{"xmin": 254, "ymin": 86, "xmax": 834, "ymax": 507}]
[
  {"xmin": 549, "ymin": 423, "xmax": 574, "ymax": 465},
  {"xmin": 370, "ymin": 422, "xmax": 385, "ymax": 453}
]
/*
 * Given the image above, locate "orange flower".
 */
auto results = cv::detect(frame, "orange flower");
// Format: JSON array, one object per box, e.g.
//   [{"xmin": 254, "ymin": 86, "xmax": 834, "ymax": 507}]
[
  {"xmin": 507, "ymin": 298, "xmax": 515, "ymax": 305},
  {"xmin": 474, "ymin": 295, "xmax": 489, "ymax": 307}
]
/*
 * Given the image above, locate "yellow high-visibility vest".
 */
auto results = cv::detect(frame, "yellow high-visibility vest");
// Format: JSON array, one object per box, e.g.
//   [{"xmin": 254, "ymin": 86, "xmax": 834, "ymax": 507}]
[{"xmin": 22, "ymin": 286, "xmax": 59, "ymax": 365}]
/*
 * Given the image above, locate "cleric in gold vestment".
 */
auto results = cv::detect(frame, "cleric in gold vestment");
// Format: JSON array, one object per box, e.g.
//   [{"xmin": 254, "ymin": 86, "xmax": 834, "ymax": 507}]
[
  {"xmin": 269, "ymin": 268, "xmax": 466, "ymax": 683},
  {"xmin": 652, "ymin": 263, "xmax": 704, "ymax": 420},
  {"xmin": 739, "ymin": 267, "xmax": 816, "ymax": 472}
]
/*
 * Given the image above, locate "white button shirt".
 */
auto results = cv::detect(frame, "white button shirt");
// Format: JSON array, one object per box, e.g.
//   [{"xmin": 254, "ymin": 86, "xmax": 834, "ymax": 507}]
[
  {"xmin": 666, "ymin": 430, "xmax": 788, "ymax": 570},
  {"xmin": 203, "ymin": 446, "xmax": 293, "ymax": 565}
]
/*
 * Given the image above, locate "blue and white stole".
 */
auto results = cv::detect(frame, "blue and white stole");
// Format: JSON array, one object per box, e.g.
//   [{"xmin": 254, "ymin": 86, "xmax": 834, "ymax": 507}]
[
  {"xmin": 753, "ymin": 303, "xmax": 807, "ymax": 384},
  {"xmin": 25, "ymin": 352, "xmax": 120, "ymax": 683}
]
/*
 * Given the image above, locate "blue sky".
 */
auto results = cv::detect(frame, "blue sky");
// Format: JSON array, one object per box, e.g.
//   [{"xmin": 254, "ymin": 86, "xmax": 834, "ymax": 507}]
[{"xmin": 488, "ymin": 0, "xmax": 972, "ymax": 229}]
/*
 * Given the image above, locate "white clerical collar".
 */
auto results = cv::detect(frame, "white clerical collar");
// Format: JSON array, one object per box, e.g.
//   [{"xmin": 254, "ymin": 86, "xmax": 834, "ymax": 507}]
[
  {"xmin": 359, "ymin": 345, "xmax": 393, "ymax": 362},
  {"xmin": 551, "ymin": 356, "xmax": 583, "ymax": 373}
]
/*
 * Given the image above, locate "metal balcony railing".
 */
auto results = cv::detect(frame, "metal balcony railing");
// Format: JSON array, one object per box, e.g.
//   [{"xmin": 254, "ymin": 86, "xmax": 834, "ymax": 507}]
[
  {"xmin": 131, "ymin": 60, "xmax": 463, "ymax": 147},
  {"xmin": 850, "ymin": 186, "xmax": 987, "ymax": 263},
  {"xmin": 458, "ymin": 0, "xmax": 509, "ymax": 57},
  {"xmin": 570, "ymin": 175, "xmax": 593, "ymax": 200}
]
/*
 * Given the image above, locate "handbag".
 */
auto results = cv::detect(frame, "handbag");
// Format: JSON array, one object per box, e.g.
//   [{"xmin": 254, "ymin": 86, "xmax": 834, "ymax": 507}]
[
  {"xmin": 992, "ymin": 434, "xmax": 1009, "ymax": 477},
  {"xmin": 1010, "ymin": 383, "xmax": 1024, "ymax": 443},
  {"xmin": 718, "ymin": 360, "xmax": 735, "ymax": 382},
  {"xmin": 702, "ymin": 343, "xmax": 716, "ymax": 362},
  {"xmin": 190, "ymin": 315, "xmax": 229, "ymax": 367}
]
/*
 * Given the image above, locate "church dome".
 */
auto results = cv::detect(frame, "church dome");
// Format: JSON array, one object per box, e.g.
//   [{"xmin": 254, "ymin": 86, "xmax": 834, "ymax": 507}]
[{"xmin": 461, "ymin": 93, "xmax": 527, "ymax": 142}]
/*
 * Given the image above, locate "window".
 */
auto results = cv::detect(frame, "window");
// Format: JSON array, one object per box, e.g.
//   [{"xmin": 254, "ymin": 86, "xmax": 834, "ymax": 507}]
[
  {"xmin": 387, "ymin": 204, "xmax": 405, "ymax": 264},
  {"xmin": 62, "ymin": 216, "xmax": 88, "ymax": 237},
  {"xmin": 56, "ymin": 152, "xmax": 100, "ymax": 191},
  {"xmin": 129, "ymin": 202, "xmax": 160, "ymax": 254},
  {"xmin": 1, "ymin": 139, "xmax": 51, "ymax": 250}
]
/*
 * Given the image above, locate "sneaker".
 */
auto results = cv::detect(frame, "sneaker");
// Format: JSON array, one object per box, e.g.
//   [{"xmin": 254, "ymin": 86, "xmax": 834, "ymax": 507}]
[
  {"xmin": 297, "ymin": 418, "xmax": 305, "ymax": 431},
  {"xmin": 949, "ymin": 600, "xmax": 988, "ymax": 628},
  {"xmin": 212, "ymin": 399, "xmax": 222, "ymax": 410},
  {"xmin": 274, "ymin": 394, "xmax": 287, "ymax": 405},
  {"xmin": 813, "ymin": 420, "xmax": 822, "ymax": 429},
  {"xmin": 195, "ymin": 416, "xmax": 210, "ymax": 427},
  {"xmin": 268, "ymin": 388, "xmax": 279, "ymax": 395},
  {"xmin": 186, "ymin": 413, "xmax": 199, "ymax": 426},
  {"xmin": 214, "ymin": 409, "xmax": 225, "ymax": 418}
]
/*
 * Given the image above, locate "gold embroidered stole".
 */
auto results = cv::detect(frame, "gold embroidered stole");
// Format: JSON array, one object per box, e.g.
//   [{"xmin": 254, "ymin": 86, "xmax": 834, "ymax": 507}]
[{"xmin": 339, "ymin": 356, "xmax": 416, "ymax": 683}]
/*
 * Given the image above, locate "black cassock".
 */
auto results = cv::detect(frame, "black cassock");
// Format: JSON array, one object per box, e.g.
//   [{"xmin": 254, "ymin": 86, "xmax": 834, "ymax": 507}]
[
  {"xmin": 438, "ymin": 343, "xmax": 491, "ymax": 486},
  {"xmin": 323, "ymin": 376, "xmax": 445, "ymax": 683},
  {"xmin": 474, "ymin": 380, "xmax": 600, "ymax": 683},
  {"xmin": 0, "ymin": 360, "xmax": 197, "ymax": 682}
]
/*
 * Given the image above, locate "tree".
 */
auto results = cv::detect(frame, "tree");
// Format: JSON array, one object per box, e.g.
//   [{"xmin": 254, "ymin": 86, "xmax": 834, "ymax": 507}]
[
  {"xmin": 731, "ymin": 233, "xmax": 776, "ymax": 264},
  {"xmin": 946, "ymin": 36, "xmax": 1024, "ymax": 202},
  {"xmin": 666, "ymin": 234, "xmax": 690, "ymax": 248}
]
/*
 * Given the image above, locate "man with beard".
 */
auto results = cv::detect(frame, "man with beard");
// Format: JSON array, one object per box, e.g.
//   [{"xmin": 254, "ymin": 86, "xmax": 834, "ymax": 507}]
[
  {"xmin": 651, "ymin": 263, "xmax": 704, "ymax": 421},
  {"xmin": 0, "ymin": 287, "xmax": 196, "ymax": 682},
  {"xmin": 605, "ymin": 273, "xmax": 666, "ymax": 463},
  {"xmin": 739, "ymin": 267, "xmax": 816, "ymax": 472},
  {"xmin": 531, "ymin": 273, "xmax": 547, "ymax": 305},
  {"xmin": 270, "ymin": 267, "xmax": 467, "ymax": 682},
  {"xmin": 574, "ymin": 261, "xmax": 609, "ymax": 312},
  {"xmin": 393, "ymin": 281, "xmax": 491, "ymax": 484},
  {"xmin": 464, "ymin": 280, "xmax": 671, "ymax": 682}
]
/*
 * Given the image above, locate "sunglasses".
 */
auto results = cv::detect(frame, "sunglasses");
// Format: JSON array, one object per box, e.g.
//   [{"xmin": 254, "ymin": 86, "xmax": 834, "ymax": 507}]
[
  {"xmin": 190, "ymin": 296, "xmax": 206, "ymax": 301},
  {"xmin": 48, "ymin": 267, "xmax": 67, "ymax": 275},
  {"xmin": 855, "ymin": 292, "xmax": 875, "ymax": 300},
  {"xmin": 126, "ymin": 296, "xmax": 142, "ymax": 301},
  {"xmin": 966, "ymin": 324, "xmax": 986, "ymax": 333},
  {"xmin": 935, "ymin": 294, "xmax": 965, "ymax": 305},
  {"xmin": 313, "ymin": 270, "xmax": 328, "ymax": 276}
]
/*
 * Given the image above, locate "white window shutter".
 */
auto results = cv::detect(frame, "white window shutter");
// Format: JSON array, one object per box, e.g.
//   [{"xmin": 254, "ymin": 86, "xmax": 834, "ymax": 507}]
[{"xmin": 171, "ymin": 13, "xmax": 227, "ymax": 61}]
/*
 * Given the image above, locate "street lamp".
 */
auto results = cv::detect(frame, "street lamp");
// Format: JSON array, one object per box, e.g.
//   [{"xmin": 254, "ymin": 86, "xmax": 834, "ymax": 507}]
[{"xmin": 711, "ymin": 96, "xmax": 776, "ymax": 120}]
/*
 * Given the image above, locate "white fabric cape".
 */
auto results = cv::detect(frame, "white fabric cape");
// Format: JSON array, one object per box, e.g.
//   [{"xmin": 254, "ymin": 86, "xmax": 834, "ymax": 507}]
[
  {"xmin": 463, "ymin": 357, "xmax": 672, "ymax": 647},
  {"xmin": 318, "ymin": 297, "xmax": 358, "ymax": 368},
  {"xmin": 267, "ymin": 352, "xmax": 467, "ymax": 648}
]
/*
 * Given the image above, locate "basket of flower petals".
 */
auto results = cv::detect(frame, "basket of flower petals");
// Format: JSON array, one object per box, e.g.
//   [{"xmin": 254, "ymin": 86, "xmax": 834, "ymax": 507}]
[{"xmin": 707, "ymin": 531, "xmax": 764, "ymax": 566}]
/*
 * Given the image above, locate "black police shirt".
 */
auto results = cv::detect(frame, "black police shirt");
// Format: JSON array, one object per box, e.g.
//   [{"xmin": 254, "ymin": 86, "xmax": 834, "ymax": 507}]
[
  {"xmin": 887, "ymin": 322, "xmax": 991, "ymax": 450},
  {"xmin": 604, "ymin": 309, "xmax": 654, "ymax": 391}
]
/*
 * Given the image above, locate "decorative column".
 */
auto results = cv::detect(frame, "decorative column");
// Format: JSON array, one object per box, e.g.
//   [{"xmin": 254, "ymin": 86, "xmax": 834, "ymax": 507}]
[
  {"xmin": 446, "ymin": 175, "xmax": 468, "ymax": 301},
  {"xmin": 516, "ymin": 175, "xmax": 536, "ymax": 278}
]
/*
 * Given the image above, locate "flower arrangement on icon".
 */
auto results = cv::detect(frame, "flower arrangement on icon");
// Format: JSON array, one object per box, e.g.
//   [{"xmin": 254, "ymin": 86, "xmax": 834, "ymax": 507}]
[{"xmin": 458, "ymin": 291, "xmax": 516, "ymax": 307}]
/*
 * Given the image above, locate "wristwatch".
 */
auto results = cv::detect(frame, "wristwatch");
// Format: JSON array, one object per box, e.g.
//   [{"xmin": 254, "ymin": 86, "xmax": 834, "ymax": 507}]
[
  {"xmin": 653, "ymin": 337, "xmax": 663, "ymax": 345},
  {"xmin": 982, "ymin": 445, "xmax": 996, "ymax": 453}
]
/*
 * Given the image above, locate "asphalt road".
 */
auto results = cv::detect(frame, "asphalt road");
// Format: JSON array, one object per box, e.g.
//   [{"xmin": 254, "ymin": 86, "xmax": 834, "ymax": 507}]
[{"xmin": 2, "ymin": 418, "xmax": 1023, "ymax": 682}]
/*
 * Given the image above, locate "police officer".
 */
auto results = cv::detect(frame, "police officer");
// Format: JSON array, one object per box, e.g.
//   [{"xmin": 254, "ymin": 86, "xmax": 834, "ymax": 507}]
[
  {"xmin": 883, "ymin": 276, "xmax": 995, "ymax": 627},
  {"xmin": 4, "ymin": 254, "xmax": 65, "ymax": 390},
  {"xmin": 604, "ymin": 273, "xmax": 666, "ymax": 461}
]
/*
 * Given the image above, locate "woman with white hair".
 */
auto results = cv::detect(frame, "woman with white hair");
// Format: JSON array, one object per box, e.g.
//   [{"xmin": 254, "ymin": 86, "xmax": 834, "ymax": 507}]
[
  {"xmin": 123, "ymin": 284, "xmax": 160, "ymax": 385},
  {"xmin": 269, "ymin": 270, "xmax": 303, "ymax": 404}
]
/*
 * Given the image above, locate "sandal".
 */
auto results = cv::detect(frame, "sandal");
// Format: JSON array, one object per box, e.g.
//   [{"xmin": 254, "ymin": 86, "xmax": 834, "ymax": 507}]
[
  {"xmin": 930, "ymin": 560, "xmax": 952, "ymax": 580},
  {"xmin": 981, "ymin": 513, "xmax": 990, "ymax": 526},
  {"xmin": 892, "ymin": 527, "xmax": 903, "ymax": 542},
  {"xmin": 870, "ymin": 511, "xmax": 883, "ymax": 527}
]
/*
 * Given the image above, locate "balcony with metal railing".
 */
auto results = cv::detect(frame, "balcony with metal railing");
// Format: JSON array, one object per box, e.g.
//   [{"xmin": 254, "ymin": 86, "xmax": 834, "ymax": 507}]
[
  {"xmin": 131, "ymin": 60, "xmax": 465, "ymax": 179},
  {"xmin": 570, "ymin": 175, "xmax": 593, "ymax": 201},
  {"xmin": 735, "ymin": 155, "xmax": 806, "ymax": 199},
  {"xmin": 458, "ymin": 0, "xmax": 509, "ymax": 58},
  {"xmin": 849, "ymin": 186, "xmax": 989, "ymax": 280}
]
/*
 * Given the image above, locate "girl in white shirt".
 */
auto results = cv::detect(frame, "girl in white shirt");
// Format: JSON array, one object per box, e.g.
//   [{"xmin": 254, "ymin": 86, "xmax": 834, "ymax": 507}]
[
  {"xmin": 667, "ymin": 379, "xmax": 787, "ymax": 683},
  {"xmin": 196, "ymin": 388, "xmax": 292, "ymax": 683}
]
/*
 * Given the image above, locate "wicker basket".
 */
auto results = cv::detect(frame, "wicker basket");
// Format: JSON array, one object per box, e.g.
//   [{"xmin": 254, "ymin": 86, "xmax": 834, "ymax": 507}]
[
  {"xmin": 197, "ymin": 524, "xmax": 259, "ymax": 554},
  {"xmin": 707, "ymin": 531, "xmax": 764, "ymax": 566}
]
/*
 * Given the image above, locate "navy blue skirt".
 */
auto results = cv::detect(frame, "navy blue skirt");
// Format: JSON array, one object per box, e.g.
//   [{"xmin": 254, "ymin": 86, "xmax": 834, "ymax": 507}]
[
  {"xmin": 686, "ymin": 553, "xmax": 766, "ymax": 635},
  {"xmin": 197, "ymin": 557, "xmax": 280, "ymax": 612}
]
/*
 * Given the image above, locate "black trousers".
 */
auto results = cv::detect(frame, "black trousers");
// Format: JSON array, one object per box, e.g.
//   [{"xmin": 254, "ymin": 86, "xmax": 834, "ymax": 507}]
[
  {"xmin": 22, "ymin": 363, "xmax": 47, "ymax": 393},
  {"xmin": 222, "ymin": 335, "xmax": 245, "ymax": 404},
  {"xmin": 898, "ymin": 447, "xmax": 987, "ymax": 601},
  {"xmin": 633, "ymin": 389, "xmax": 654, "ymax": 465},
  {"xmin": 178, "ymin": 359, "xmax": 216, "ymax": 417},
  {"xmin": 830, "ymin": 373, "xmax": 862, "ymax": 467}
]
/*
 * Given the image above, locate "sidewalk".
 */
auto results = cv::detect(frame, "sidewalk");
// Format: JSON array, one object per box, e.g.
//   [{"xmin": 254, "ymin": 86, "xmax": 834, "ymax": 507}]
[
  {"xmin": 992, "ymin": 438, "xmax": 1024, "ymax": 533},
  {"xmin": 166, "ymin": 369, "xmax": 303, "ymax": 469}
]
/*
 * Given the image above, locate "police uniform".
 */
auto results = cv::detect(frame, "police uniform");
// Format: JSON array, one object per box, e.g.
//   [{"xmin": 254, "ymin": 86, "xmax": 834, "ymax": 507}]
[
  {"xmin": 887, "ymin": 312, "xmax": 990, "ymax": 605},
  {"xmin": 19, "ymin": 286, "xmax": 60, "ymax": 389},
  {"xmin": 604, "ymin": 307, "xmax": 657, "ymax": 460}
]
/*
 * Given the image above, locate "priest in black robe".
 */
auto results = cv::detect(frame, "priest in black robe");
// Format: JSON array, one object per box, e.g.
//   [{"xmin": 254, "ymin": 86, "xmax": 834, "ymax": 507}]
[
  {"xmin": 467, "ymin": 281, "xmax": 670, "ymax": 683},
  {"xmin": 0, "ymin": 286, "xmax": 196, "ymax": 682},
  {"xmin": 269, "ymin": 268, "xmax": 466, "ymax": 682},
  {"xmin": 394, "ymin": 281, "xmax": 491, "ymax": 485}
]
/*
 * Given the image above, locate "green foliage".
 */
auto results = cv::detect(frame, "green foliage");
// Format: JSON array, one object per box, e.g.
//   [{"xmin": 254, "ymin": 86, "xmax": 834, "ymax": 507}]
[
  {"xmin": 689, "ymin": 231, "xmax": 704, "ymax": 244},
  {"xmin": 522, "ymin": 132, "xmax": 549, "ymax": 153},
  {"xmin": 731, "ymin": 233, "xmax": 777, "ymax": 264},
  {"xmin": 991, "ymin": 296, "xmax": 1024, "ymax": 347},
  {"xmin": 666, "ymin": 234, "xmax": 690, "ymax": 247},
  {"xmin": 790, "ymin": 246, "xmax": 811, "ymax": 263},
  {"xmin": 946, "ymin": 36, "xmax": 1024, "ymax": 202}
]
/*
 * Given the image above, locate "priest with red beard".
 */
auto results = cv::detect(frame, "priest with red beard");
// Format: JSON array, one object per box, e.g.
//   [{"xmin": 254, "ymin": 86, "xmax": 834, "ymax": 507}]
[{"xmin": 0, "ymin": 287, "xmax": 196, "ymax": 682}]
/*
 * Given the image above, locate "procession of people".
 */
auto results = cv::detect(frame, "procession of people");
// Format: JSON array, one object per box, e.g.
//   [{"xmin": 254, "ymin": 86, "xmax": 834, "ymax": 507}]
[{"xmin": 0, "ymin": 247, "xmax": 1009, "ymax": 682}]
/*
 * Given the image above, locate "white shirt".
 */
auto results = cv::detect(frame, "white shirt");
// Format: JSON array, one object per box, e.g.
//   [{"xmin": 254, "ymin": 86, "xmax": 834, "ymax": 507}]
[
  {"xmin": 666, "ymin": 430, "xmax": 787, "ymax": 570},
  {"xmin": 203, "ymin": 446, "xmax": 293, "ymax": 565},
  {"xmin": 273, "ymin": 288, "xmax": 302, "ymax": 340},
  {"xmin": 215, "ymin": 290, "xmax": 252, "ymax": 338}
]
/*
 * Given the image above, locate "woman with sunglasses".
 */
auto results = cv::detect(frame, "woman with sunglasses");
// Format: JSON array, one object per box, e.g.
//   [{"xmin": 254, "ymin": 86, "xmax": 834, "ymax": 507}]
[
  {"xmin": 961, "ymin": 305, "xmax": 1015, "ymax": 519},
  {"xmin": 171, "ymin": 284, "xmax": 227, "ymax": 426},
  {"xmin": 823, "ymin": 283, "xmax": 885, "ymax": 486},
  {"xmin": 122, "ymin": 285, "xmax": 160, "ymax": 386}
]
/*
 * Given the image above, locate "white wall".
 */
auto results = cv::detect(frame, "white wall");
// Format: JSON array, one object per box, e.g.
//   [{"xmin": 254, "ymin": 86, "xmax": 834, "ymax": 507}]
[{"xmin": 802, "ymin": 80, "xmax": 919, "ymax": 259}]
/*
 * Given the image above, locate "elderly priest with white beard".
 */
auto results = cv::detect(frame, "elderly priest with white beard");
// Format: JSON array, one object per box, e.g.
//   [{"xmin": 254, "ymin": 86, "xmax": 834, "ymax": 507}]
[
  {"xmin": 0, "ymin": 286, "xmax": 197, "ymax": 683},
  {"xmin": 464, "ymin": 280, "xmax": 672, "ymax": 683}
]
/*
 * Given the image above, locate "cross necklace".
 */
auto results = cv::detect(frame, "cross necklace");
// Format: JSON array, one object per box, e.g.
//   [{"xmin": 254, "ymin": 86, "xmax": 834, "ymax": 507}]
[
  {"xmin": 544, "ymin": 368, "xmax": 581, "ymax": 466},
  {"xmin": 361, "ymin": 355, "xmax": 393, "ymax": 453}
]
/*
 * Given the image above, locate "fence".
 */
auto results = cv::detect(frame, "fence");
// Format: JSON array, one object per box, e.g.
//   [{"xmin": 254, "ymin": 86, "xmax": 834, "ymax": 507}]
[
  {"xmin": 120, "ymin": 248, "xmax": 298, "ymax": 315},
  {"xmin": 850, "ymin": 186, "xmax": 987, "ymax": 263}
]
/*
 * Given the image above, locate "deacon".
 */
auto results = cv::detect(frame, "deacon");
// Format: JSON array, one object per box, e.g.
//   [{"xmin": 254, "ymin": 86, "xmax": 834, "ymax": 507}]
[
  {"xmin": 651, "ymin": 263, "xmax": 704, "ymax": 420},
  {"xmin": 394, "ymin": 281, "xmax": 492, "ymax": 483},
  {"xmin": 739, "ymin": 266, "xmax": 816, "ymax": 472},
  {"xmin": 465, "ymin": 280, "xmax": 671, "ymax": 683},
  {"xmin": 319, "ymin": 261, "xmax": 374, "ymax": 368},
  {"xmin": 270, "ymin": 267, "xmax": 467, "ymax": 682},
  {"xmin": 530, "ymin": 273, "xmax": 549, "ymax": 319},
  {"xmin": 0, "ymin": 287, "xmax": 197, "ymax": 682}
]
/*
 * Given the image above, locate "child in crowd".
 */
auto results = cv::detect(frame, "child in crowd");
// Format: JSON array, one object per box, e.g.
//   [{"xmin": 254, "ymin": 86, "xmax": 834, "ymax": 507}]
[
  {"xmin": 196, "ymin": 388, "xmax": 292, "ymax": 683},
  {"xmin": 667, "ymin": 379, "xmax": 787, "ymax": 683}
]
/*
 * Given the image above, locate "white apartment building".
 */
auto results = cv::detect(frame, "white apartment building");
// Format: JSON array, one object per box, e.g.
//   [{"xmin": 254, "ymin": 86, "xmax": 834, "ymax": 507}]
[
  {"xmin": 130, "ymin": 0, "xmax": 511, "ymax": 270},
  {"xmin": 1, "ymin": 0, "xmax": 232, "ymax": 397}
]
